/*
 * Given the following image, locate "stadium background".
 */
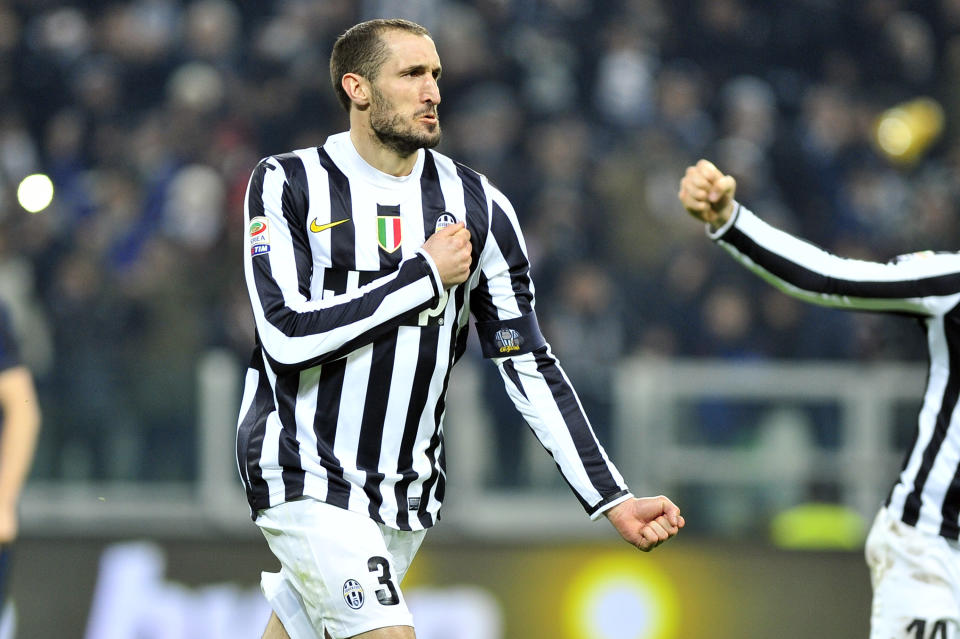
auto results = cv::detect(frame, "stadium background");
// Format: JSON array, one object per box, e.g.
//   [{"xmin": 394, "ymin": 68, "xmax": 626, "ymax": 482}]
[{"xmin": 0, "ymin": 0, "xmax": 956, "ymax": 636}]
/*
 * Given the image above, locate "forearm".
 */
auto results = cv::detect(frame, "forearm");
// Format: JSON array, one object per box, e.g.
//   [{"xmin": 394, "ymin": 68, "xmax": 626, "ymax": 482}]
[
  {"xmin": 496, "ymin": 349, "xmax": 630, "ymax": 517},
  {"xmin": 0, "ymin": 368, "xmax": 40, "ymax": 509},
  {"xmin": 712, "ymin": 204, "xmax": 941, "ymax": 315},
  {"xmin": 252, "ymin": 252, "xmax": 443, "ymax": 370}
]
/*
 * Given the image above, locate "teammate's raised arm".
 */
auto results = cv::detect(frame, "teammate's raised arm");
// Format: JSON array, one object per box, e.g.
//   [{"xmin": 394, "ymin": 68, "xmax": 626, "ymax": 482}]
[
  {"xmin": 677, "ymin": 155, "xmax": 960, "ymax": 639},
  {"xmin": 678, "ymin": 159, "xmax": 737, "ymax": 228}
]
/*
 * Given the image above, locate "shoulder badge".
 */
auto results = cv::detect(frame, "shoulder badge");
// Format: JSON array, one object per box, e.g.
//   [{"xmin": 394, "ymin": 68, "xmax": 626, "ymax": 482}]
[{"xmin": 249, "ymin": 217, "xmax": 270, "ymax": 256}]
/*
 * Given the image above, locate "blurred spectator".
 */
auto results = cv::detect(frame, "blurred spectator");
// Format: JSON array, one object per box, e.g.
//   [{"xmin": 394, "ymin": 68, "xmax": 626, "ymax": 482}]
[
  {"xmin": 592, "ymin": 23, "xmax": 658, "ymax": 128},
  {"xmin": 542, "ymin": 262, "xmax": 625, "ymax": 445},
  {"xmin": 182, "ymin": 0, "xmax": 241, "ymax": 65},
  {"xmin": 654, "ymin": 60, "xmax": 715, "ymax": 153}
]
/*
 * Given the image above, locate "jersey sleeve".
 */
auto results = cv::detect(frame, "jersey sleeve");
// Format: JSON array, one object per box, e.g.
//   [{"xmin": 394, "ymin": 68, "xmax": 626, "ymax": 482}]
[
  {"xmin": 711, "ymin": 204, "xmax": 960, "ymax": 317},
  {"xmin": 243, "ymin": 158, "xmax": 443, "ymax": 371},
  {"xmin": 471, "ymin": 185, "xmax": 632, "ymax": 519}
]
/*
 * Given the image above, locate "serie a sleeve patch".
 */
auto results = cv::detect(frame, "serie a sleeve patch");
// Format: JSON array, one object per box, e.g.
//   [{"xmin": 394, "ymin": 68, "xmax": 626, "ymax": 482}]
[
  {"xmin": 475, "ymin": 311, "xmax": 546, "ymax": 358},
  {"xmin": 249, "ymin": 216, "xmax": 270, "ymax": 256}
]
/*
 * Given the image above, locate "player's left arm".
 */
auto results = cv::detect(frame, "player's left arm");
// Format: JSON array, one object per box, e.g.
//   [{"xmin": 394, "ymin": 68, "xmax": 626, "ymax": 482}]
[
  {"xmin": 0, "ymin": 365, "xmax": 40, "ymax": 544},
  {"xmin": 472, "ymin": 186, "xmax": 683, "ymax": 549}
]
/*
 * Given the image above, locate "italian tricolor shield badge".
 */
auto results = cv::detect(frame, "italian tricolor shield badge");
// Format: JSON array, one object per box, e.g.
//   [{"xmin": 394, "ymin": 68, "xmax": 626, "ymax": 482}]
[{"xmin": 377, "ymin": 216, "xmax": 402, "ymax": 252}]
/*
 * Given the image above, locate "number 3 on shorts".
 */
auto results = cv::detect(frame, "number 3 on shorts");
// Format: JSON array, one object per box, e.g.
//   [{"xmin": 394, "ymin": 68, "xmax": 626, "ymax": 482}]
[{"xmin": 367, "ymin": 556, "xmax": 400, "ymax": 606}]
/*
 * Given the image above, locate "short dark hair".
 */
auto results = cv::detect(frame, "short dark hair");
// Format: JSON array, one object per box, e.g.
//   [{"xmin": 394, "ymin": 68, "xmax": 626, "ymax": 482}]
[{"xmin": 330, "ymin": 19, "xmax": 432, "ymax": 113}]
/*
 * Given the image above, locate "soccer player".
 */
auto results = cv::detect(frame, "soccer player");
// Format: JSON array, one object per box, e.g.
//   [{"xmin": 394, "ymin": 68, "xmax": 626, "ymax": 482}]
[
  {"xmin": 679, "ymin": 158, "xmax": 960, "ymax": 639},
  {"xmin": 0, "ymin": 301, "xmax": 40, "ymax": 619},
  {"xmin": 238, "ymin": 18, "xmax": 684, "ymax": 639}
]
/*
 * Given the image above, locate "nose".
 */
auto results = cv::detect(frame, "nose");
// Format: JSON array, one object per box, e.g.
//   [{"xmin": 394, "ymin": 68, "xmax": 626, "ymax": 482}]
[{"xmin": 423, "ymin": 77, "xmax": 441, "ymax": 105}]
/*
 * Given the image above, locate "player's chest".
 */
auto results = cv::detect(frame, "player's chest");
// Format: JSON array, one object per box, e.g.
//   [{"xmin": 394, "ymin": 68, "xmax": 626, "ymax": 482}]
[{"xmin": 305, "ymin": 187, "xmax": 460, "ymax": 296}]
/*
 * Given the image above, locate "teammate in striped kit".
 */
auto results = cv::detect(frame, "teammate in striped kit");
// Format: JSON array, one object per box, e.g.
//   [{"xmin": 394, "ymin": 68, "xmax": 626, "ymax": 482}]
[
  {"xmin": 680, "ymin": 159, "xmax": 960, "ymax": 639},
  {"xmin": 238, "ymin": 19, "xmax": 684, "ymax": 639}
]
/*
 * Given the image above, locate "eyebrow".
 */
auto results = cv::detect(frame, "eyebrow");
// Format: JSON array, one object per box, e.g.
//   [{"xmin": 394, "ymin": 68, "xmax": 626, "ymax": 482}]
[{"xmin": 399, "ymin": 63, "xmax": 443, "ymax": 78}]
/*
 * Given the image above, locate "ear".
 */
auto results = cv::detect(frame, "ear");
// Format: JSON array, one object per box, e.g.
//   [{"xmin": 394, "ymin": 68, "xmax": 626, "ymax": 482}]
[{"xmin": 341, "ymin": 73, "xmax": 370, "ymax": 108}]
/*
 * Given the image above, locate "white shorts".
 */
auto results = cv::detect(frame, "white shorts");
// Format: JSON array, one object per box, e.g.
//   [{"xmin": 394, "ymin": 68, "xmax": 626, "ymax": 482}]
[
  {"xmin": 865, "ymin": 507, "xmax": 960, "ymax": 639},
  {"xmin": 255, "ymin": 498, "xmax": 426, "ymax": 639}
]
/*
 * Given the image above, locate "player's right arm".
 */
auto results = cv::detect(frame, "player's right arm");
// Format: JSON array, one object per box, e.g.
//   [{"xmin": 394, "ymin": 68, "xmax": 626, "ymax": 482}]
[
  {"xmin": 0, "ymin": 306, "xmax": 39, "ymax": 545},
  {"xmin": 678, "ymin": 159, "xmax": 960, "ymax": 317},
  {"xmin": 0, "ymin": 364, "xmax": 39, "ymax": 544},
  {"xmin": 244, "ymin": 157, "xmax": 457, "ymax": 372}
]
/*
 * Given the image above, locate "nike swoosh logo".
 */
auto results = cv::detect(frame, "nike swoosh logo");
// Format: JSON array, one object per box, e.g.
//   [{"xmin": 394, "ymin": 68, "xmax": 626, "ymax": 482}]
[{"xmin": 310, "ymin": 218, "xmax": 349, "ymax": 233}]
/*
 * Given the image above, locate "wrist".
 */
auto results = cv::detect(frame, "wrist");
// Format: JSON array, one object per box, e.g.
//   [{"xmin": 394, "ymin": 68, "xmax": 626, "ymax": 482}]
[
  {"xmin": 707, "ymin": 201, "xmax": 741, "ymax": 239},
  {"xmin": 709, "ymin": 202, "xmax": 734, "ymax": 228},
  {"xmin": 603, "ymin": 502, "xmax": 624, "ymax": 521},
  {"xmin": 598, "ymin": 494, "xmax": 634, "ymax": 521}
]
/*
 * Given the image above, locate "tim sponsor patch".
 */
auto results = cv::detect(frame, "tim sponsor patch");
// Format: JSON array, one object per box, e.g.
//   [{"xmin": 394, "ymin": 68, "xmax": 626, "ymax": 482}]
[{"xmin": 249, "ymin": 216, "xmax": 270, "ymax": 256}]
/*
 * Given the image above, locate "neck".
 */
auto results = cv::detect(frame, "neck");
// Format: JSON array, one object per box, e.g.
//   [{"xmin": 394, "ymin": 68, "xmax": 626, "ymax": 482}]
[{"xmin": 349, "ymin": 125, "xmax": 419, "ymax": 177}]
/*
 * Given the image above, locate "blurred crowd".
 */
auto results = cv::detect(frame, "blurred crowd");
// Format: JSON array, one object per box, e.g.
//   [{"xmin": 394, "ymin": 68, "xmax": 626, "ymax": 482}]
[{"xmin": 2, "ymin": 0, "xmax": 959, "ymax": 483}]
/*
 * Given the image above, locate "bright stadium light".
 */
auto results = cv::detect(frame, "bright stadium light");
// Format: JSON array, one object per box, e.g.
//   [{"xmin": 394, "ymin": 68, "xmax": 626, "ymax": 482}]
[
  {"xmin": 17, "ymin": 173, "xmax": 54, "ymax": 213},
  {"xmin": 876, "ymin": 116, "xmax": 912, "ymax": 157},
  {"xmin": 563, "ymin": 555, "xmax": 679, "ymax": 639},
  {"xmin": 874, "ymin": 97, "xmax": 944, "ymax": 165}
]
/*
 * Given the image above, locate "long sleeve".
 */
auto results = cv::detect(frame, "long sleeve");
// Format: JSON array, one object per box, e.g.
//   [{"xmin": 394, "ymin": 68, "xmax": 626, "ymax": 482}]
[
  {"xmin": 243, "ymin": 156, "xmax": 443, "ymax": 372},
  {"xmin": 471, "ymin": 185, "xmax": 631, "ymax": 519},
  {"xmin": 711, "ymin": 203, "xmax": 960, "ymax": 317},
  {"xmin": 712, "ymin": 205, "xmax": 960, "ymax": 540}
]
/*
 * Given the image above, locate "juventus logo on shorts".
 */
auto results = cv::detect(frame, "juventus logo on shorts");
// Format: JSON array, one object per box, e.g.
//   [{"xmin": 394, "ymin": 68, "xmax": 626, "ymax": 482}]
[{"xmin": 343, "ymin": 579, "xmax": 365, "ymax": 609}]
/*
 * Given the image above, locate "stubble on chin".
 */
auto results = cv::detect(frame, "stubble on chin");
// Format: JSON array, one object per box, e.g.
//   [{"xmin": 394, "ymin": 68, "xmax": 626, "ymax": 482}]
[
  {"xmin": 369, "ymin": 83, "xmax": 442, "ymax": 155},
  {"xmin": 373, "ymin": 118, "xmax": 441, "ymax": 156},
  {"xmin": 370, "ymin": 101, "xmax": 441, "ymax": 155}
]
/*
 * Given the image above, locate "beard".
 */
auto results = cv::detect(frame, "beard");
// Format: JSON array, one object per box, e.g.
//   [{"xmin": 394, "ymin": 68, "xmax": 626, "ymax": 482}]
[{"xmin": 369, "ymin": 85, "xmax": 441, "ymax": 157}]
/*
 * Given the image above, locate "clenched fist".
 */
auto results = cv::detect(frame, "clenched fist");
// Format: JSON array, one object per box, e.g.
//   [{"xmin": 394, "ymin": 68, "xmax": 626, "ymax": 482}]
[
  {"xmin": 605, "ymin": 495, "xmax": 685, "ymax": 552},
  {"xmin": 678, "ymin": 159, "xmax": 737, "ymax": 228},
  {"xmin": 422, "ymin": 221, "xmax": 472, "ymax": 289}
]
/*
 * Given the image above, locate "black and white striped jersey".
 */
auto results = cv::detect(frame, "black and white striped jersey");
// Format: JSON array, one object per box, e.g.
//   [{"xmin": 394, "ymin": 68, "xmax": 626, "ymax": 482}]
[
  {"xmin": 712, "ymin": 203, "xmax": 960, "ymax": 540},
  {"xmin": 236, "ymin": 132, "xmax": 630, "ymax": 531}
]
